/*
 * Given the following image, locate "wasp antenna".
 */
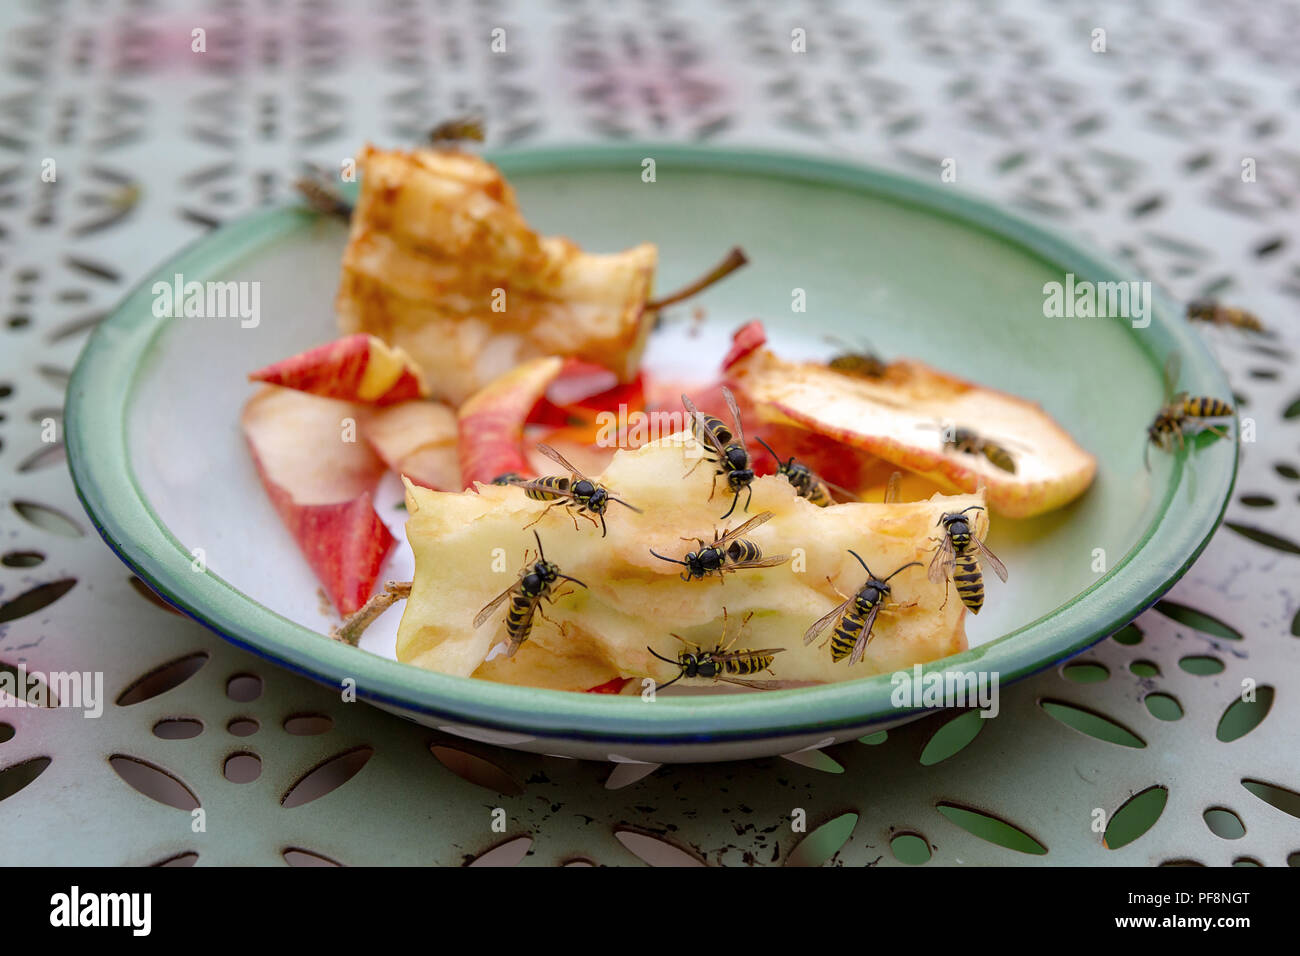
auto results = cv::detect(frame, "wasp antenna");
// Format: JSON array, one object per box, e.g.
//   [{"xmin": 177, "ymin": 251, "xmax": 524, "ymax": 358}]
[
  {"xmin": 653, "ymin": 673, "xmax": 684, "ymax": 693},
  {"xmin": 755, "ymin": 436, "xmax": 780, "ymax": 463},
  {"xmin": 720, "ymin": 491, "xmax": 740, "ymax": 520},
  {"xmin": 649, "ymin": 548, "xmax": 686, "ymax": 567},
  {"xmin": 957, "ymin": 505, "xmax": 985, "ymax": 515},
  {"xmin": 612, "ymin": 497, "xmax": 644, "ymax": 512},
  {"xmin": 847, "ymin": 549, "xmax": 872, "ymax": 576},
  {"xmin": 559, "ymin": 574, "xmax": 587, "ymax": 589},
  {"xmin": 647, "ymin": 646, "xmax": 679, "ymax": 666},
  {"xmin": 533, "ymin": 529, "xmax": 545, "ymax": 559},
  {"xmin": 884, "ymin": 561, "xmax": 923, "ymax": 581}
]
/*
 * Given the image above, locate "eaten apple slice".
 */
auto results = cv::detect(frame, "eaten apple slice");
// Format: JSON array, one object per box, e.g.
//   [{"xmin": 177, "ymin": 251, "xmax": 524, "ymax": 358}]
[
  {"xmin": 726, "ymin": 331, "xmax": 1096, "ymax": 519},
  {"xmin": 361, "ymin": 400, "xmax": 460, "ymax": 491},
  {"xmin": 335, "ymin": 145, "xmax": 657, "ymax": 404},
  {"xmin": 457, "ymin": 356, "xmax": 565, "ymax": 487},
  {"xmin": 396, "ymin": 431, "xmax": 982, "ymax": 688},
  {"xmin": 249, "ymin": 333, "xmax": 429, "ymax": 405},
  {"xmin": 242, "ymin": 386, "xmax": 395, "ymax": 615}
]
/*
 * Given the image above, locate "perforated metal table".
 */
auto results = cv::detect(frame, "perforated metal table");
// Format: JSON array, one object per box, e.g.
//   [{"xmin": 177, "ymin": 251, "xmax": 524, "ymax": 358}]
[{"xmin": 1, "ymin": 0, "xmax": 1297, "ymax": 866}]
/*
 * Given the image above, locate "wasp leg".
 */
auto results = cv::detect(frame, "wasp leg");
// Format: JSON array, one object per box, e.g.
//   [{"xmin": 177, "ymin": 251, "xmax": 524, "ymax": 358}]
[
  {"xmin": 880, "ymin": 601, "xmax": 918, "ymax": 615},
  {"xmin": 522, "ymin": 499, "xmax": 562, "ymax": 531},
  {"xmin": 825, "ymin": 575, "xmax": 850, "ymax": 602}
]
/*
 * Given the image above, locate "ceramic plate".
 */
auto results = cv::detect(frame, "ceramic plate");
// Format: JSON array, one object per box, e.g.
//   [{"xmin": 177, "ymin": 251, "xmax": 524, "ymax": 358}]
[{"xmin": 65, "ymin": 145, "xmax": 1236, "ymax": 762}]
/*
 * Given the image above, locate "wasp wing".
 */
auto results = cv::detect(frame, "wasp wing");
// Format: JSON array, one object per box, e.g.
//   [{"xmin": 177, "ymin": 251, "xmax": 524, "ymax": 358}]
[
  {"xmin": 928, "ymin": 533, "xmax": 957, "ymax": 584},
  {"xmin": 883, "ymin": 470, "xmax": 902, "ymax": 505},
  {"xmin": 713, "ymin": 676, "xmax": 806, "ymax": 691},
  {"xmin": 722, "ymin": 386, "xmax": 746, "ymax": 447},
  {"xmin": 535, "ymin": 443, "xmax": 587, "ymax": 481},
  {"xmin": 681, "ymin": 393, "xmax": 732, "ymax": 459},
  {"xmin": 473, "ymin": 581, "xmax": 518, "ymax": 629},
  {"xmin": 712, "ymin": 510, "xmax": 775, "ymax": 550},
  {"xmin": 1162, "ymin": 353, "xmax": 1181, "ymax": 403},
  {"xmin": 973, "ymin": 535, "xmax": 1009, "ymax": 582},
  {"xmin": 848, "ymin": 601, "xmax": 882, "ymax": 666},
  {"xmin": 727, "ymin": 554, "xmax": 790, "ymax": 571},
  {"xmin": 709, "ymin": 647, "xmax": 786, "ymax": 664},
  {"xmin": 804, "ymin": 596, "xmax": 853, "ymax": 646}
]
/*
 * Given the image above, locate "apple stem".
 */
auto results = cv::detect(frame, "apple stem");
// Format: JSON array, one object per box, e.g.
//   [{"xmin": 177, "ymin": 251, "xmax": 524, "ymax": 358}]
[
  {"xmin": 295, "ymin": 176, "xmax": 353, "ymax": 221},
  {"xmin": 330, "ymin": 581, "xmax": 412, "ymax": 646},
  {"xmin": 646, "ymin": 246, "xmax": 749, "ymax": 311}
]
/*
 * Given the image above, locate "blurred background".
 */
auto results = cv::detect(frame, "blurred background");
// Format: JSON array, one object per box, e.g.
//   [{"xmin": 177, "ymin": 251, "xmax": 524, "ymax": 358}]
[{"xmin": 0, "ymin": 0, "xmax": 1297, "ymax": 865}]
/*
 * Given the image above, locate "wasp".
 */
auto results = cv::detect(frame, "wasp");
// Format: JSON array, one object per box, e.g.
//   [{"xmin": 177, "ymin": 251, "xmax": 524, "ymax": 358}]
[
  {"xmin": 1145, "ymin": 354, "xmax": 1234, "ymax": 470},
  {"xmin": 647, "ymin": 609, "xmax": 796, "ymax": 691},
  {"xmin": 294, "ymin": 168, "xmax": 353, "ymax": 221},
  {"xmin": 755, "ymin": 437, "xmax": 856, "ymax": 506},
  {"xmin": 682, "ymin": 386, "xmax": 755, "ymax": 519},
  {"xmin": 804, "ymin": 552, "xmax": 921, "ymax": 665},
  {"xmin": 473, "ymin": 531, "xmax": 586, "ymax": 658},
  {"xmin": 926, "ymin": 423, "xmax": 1022, "ymax": 474},
  {"xmin": 928, "ymin": 506, "xmax": 1008, "ymax": 614},
  {"xmin": 511, "ymin": 444, "xmax": 641, "ymax": 537},
  {"xmin": 428, "ymin": 113, "xmax": 486, "ymax": 144},
  {"xmin": 825, "ymin": 336, "xmax": 889, "ymax": 379},
  {"xmin": 650, "ymin": 511, "xmax": 788, "ymax": 582},
  {"xmin": 490, "ymin": 472, "xmax": 524, "ymax": 485},
  {"xmin": 1186, "ymin": 298, "xmax": 1266, "ymax": 335}
]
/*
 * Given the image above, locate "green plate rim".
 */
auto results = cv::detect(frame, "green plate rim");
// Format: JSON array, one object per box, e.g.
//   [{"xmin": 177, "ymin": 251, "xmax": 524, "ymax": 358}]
[{"xmin": 64, "ymin": 143, "xmax": 1237, "ymax": 746}]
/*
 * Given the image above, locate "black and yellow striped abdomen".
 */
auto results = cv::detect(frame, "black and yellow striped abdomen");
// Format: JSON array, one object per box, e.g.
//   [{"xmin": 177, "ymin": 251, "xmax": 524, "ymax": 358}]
[
  {"xmin": 1182, "ymin": 396, "xmax": 1233, "ymax": 419},
  {"xmin": 726, "ymin": 538, "xmax": 763, "ymax": 564},
  {"xmin": 801, "ymin": 479, "xmax": 834, "ymax": 507},
  {"xmin": 723, "ymin": 650, "xmax": 775, "ymax": 675},
  {"xmin": 505, "ymin": 591, "xmax": 541, "ymax": 645},
  {"xmin": 952, "ymin": 546, "xmax": 985, "ymax": 614},
  {"xmin": 830, "ymin": 598, "xmax": 875, "ymax": 663},
  {"xmin": 524, "ymin": 476, "xmax": 571, "ymax": 502}
]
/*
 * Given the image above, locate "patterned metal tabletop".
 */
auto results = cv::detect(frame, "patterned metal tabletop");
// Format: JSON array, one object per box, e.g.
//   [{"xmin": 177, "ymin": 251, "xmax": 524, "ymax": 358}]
[{"xmin": 1, "ymin": 0, "xmax": 1297, "ymax": 866}]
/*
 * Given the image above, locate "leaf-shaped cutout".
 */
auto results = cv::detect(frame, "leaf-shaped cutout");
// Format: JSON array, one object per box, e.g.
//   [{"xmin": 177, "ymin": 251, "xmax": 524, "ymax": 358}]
[
  {"xmin": 1225, "ymin": 522, "xmax": 1300, "ymax": 555},
  {"xmin": 1233, "ymin": 857, "xmax": 1262, "ymax": 867},
  {"xmin": 1276, "ymin": 463, "xmax": 1300, "ymax": 480},
  {"xmin": 1217, "ymin": 686, "xmax": 1274, "ymax": 742},
  {"xmin": 890, "ymin": 832, "xmax": 932, "ymax": 865},
  {"xmin": 1153, "ymin": 600, "xmax": 1242, "ymax": 640},
  {"xmin": 430, "ymin": 745, "xmax": 523, "ymax": 795},
  {"xmin": 283, "ymin": 847, "xmax": 342, "ymax": 867},
  {"xmin": 1179, "ymin": 655, "xmax": 1224, "ymax": 675},
  {"xmin": 1285, "ymin": 395, "xmax": 1300, "ymax": 419},
  {"xmin": 1, "ymin": 550, "xmax": 44, "ymax": 568},
  {"xmin": 223, "ymin": 752, "xmax": 262, "ymax": 783},
  {"xmin": 1130, "ymin": 659, "xmax": 1160, "ymax": 677},
  {"xmin": 780, "ymin": 748, "xmax": 844, "ymax": 773},
  {"xmin": 785, "ymin": 812, "xmax": 859, "ymax": 867},
  {"xmin": 1204, "ymin": 807, "xmax": 1245, "ymax": 839},
  {"xmin": 1062, "ymin": 662, "xmax": 1109, "ymax": 683},
  {"xmin": 0, "ymin": 661, "xmax": 57, "ymax": 706},
  {"xmin": 282, "ymin": 746, "xmax": 374, "ymax": 808},
  {"xmin": 1292, "ymin": 605, "xmax": 1300, "ymax": 638},
  {"xmin": 1289, "ymin": 852, "xmax": 1300, "ymax": 867},
  {"xmin": 605, "ymin": 761, "xmax": 661, "ymax": 790},
  {"xmin": 1112, "ymin": 623, "xmax": 1143, "ymax": 645},
  {"xmin": 563, "ymin": 858, "xmax": 596, "ymax": 867},
  {"xmin": 467, "ymin": 835, "xmax": 534, "ymax": 867},
  {"xmin": 127, "ymin": 576, "xmax": 182, "ymax": 616},
  {"xmin": 1238, "ymin": 494, "xmax": 1274, "ymax": 508},
  {"xmin": 283, "ymin": 714, "xmax": 332, "ymax": 736},
  {"xmin": 153, "ymin": 718, "xmax": 203, "ymax": 740},
  {"xmin": 227, "ymin": 718, "xmax": 258, "ymax": 737},
  {"xmin": 1159, "ymin": 858, "xmax": 1204, "ymax": 867},
  {"xmin": 17, "ymin": 444, "xmax": 65, "ymax": 473},
  {"xmin": 936, "ymin": 803, "xmax": 1047, "ymax": 855},
  {"xmin": 0, "ymin": 578, "xmax": 76, "ymax": 624},
  {"xmin": 0, "ymin": 755, "xmax": 52, "ymax": 802},
  {"xmin": 108, "ymin": 755, "xmax": 200, "ymax": 811},
  {"xmin": 11, "ymin": 500, "xmax": 83, "ymax": 538},
  {"xmin": 614, "ymin": 828, "xmax": 706, "ymax": 867},
  {"xmin": 1145, "ymin": 693, "xmax": 1182, "ymax": 721},
  {"xmin": 0, "ymin": 722, "xmax": 13, "ymax": 743},
  {"xmin": 858, "ymin": 730, "xmax": 888, "ymax": 745},
  {"xmin": 1241, "ymin": 779, "xmax": 1300, "ymax": 820},
  {"xmin": 1103, "ymin": 786, "xmax": 1167, "ymax": 849},
  {"xmin": 151, "ymin": 852, "xmax": 198, "ymax": 867},
  {"xmin": 1039, "ymin": 699, "xmax": 1146, "ymax": 748},
  {"xmin": 225, "ymin": 673, "xmax": 263, "ymax": 703},
  {"xmin": 116, "ymin": 652, "xmax": 209, "ymax": 706},
  {"xmin": 920, "ymin": 709, "xmax": 985, "ymax": 766}
]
